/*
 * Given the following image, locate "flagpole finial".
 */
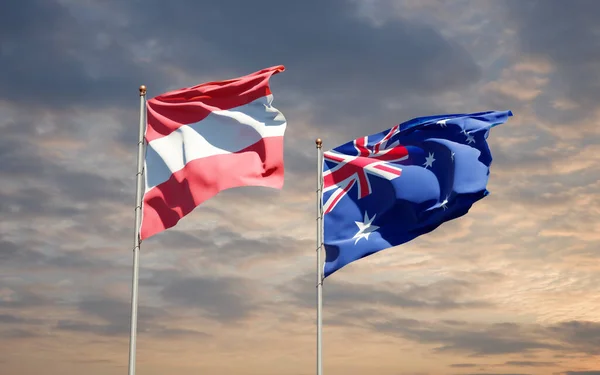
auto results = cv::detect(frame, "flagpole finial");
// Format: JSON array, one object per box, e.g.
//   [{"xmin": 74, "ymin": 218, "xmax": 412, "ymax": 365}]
[
  {"xmin": 139, "ymin": 85, "xmax": 147, "ymax": 96},
  {"xmin": 316, "ymin": 138, "xmax": 322, "ymax": 148}
]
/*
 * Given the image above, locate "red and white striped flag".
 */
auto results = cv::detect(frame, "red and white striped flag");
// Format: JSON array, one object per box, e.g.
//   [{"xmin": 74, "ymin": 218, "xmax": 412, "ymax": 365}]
[{"xmin": 140, "ymin": 66, "xmax": 287, "ymax": 240}]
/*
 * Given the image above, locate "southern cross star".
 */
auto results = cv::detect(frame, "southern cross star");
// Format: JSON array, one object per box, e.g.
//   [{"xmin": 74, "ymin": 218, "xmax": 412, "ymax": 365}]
[
  {"xmin": 462, "ymin": 129, "xmax": 475, "ymax": 144},
  {"xmin": 441, "ymin": 195, "xmax": 450, "ymax": 210},
  {"xmin": 423, "ymin": 152, "xmax": 435, "ymax": 168},
  {"xmin": 353, "ymin": 211, "xmax": 380, "ymax": 244}
]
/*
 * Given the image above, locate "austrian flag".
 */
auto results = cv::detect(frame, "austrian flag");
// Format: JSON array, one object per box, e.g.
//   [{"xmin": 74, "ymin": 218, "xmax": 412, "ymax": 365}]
[{"xmin": 140, "ymin": 66, "xmax": 287, "ymax": 240}]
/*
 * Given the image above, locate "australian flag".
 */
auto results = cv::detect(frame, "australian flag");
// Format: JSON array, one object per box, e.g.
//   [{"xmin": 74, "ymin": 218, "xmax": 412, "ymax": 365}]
[{"xmin": 322, "ymin": 110, "xmax": 513, "ymax": 277}]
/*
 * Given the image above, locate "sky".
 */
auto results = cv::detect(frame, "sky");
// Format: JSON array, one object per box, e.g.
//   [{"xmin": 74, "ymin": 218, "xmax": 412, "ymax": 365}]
[{"xmin": 1, "ymin": 0, "xmax": 600, "ymax": 374}]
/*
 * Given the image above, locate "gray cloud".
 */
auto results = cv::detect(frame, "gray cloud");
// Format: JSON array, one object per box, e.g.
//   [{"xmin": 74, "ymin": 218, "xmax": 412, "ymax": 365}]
[
  {"xmin": 1, "ymin": 241, "xmax": 210, "ymax": 340},
  {"xmin": 0, "ymin": 0, "xmax": 169, "ymax": 109},
  {"xmin": 548, "ymin": 321, "xmax": 600, "ymax": 355},
  {"xmin": 451, "ymin": 363, "xmax": 479, "ymax": 368},
  {"xmin": 0, "ymin": 284, "xmax": 50, "ymax": 310},
  {"xmin": 0, "ymin": 311, "xmax": 45, "ymax": 340},
  {"xmin": 501, "ymin": 0, "xmax": 600, "ymax": 122},
  {"xmin": 0, "ymin": 313, "xmax": 44, "ymax": 329},
  {"xmin": 373, "ymin": 320, "xmax": 560, "ymax": 356},
  {"xmin": 124, "ymin": 0, "xmax": 480, "ymax": 89},
  {"xmin": 0, "ymin": 328, "xmax": 40, "ymax": 339},
  {"xmin": 148, "ymin": 230, "xmax": 214, "ymax": 250},
  {"xmin": 360, "ymin": 317, "xmax": 600, "ymax": 359},
  {"xmin": 0, "ymin": 236, "xmax": 120, "ymax": 273},
  {"xmin": 504, "ymin": 361, "xmax": 557, "ymax": 367},
  {"xmin": 55, "ymin": 296, "xmax": 209, "ymax": 339},
  {"xmin": 78, "ymin": 297, "xmax": 164, "ymax": 327},
  {"xmin": 147, "ymin": 227, "xmax": 312, "ymax": 266},
  {"xmin": 1, "ymin": 0, "xmax": 481, "ymax": 136},
  {"xmin": 0, "ymin": 314, "xmax": 26, "ymax": 324},
  {"xmin": 0, "ymin": 188, "xmax": 82, "ymax": 219},
  {"xmin": 0, "ymin": 125, "xmax": 128, "ymax": 220},
  {"xmin": 121, "ymin": 0, "xmax": 481, "ymax": 134},
  {"xmin": 56, "ymin": 320, "xmax": 126, "ymax": 337},
  {"xmin": 159, "ymin": 275, "xmax": 257, "ymax": 323},
  {"xmin": 281, "ymin": 273, "xmax": 492, "ymax": 315},
  {"xmin": 70, "ymin": 359, "xmax": 116, "ymax": 365},
  {"xmin": 56, "ymin": 319, "xmax": 209, "ymax": 339},
  {"xmin": 0, "ymin": 239, "xmax": 37, "ymax": 264}
]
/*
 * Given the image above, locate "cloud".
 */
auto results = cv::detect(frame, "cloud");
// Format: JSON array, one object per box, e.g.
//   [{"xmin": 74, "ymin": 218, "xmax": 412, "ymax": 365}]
[
  {"xmin": 0, "ymin": 0, "xmax": 169, "ymax": 109},
  {"xmin": 504, "ymin": 360, "xmax": 557, "ymax": 367},
  {"xmin": 0, "ymin": 284, "xmax": 50, "ymax": 310},
  {"xmin": 117, "ymin": 0, "xmax": 481, "ymax": 93},
  {"xmin": 281, "ymin": 272, "xmax": 492, "ymax": 317},
  {"xmin": 55, "ymin": 295, "xmax": 209, "ymax": 339},
  {"xmin": 448, "ymin": 357, "xmax": 557, "ymax": 372},
  {"xmin": 451, "ymin": 363, "xmax": 479, "ymax": 368},
  {"xmin": 0, "ymin": 290, "xmax": 50, "ymax": 339},
  {"xmin": 0, "ymin": 235, "xmax": 121, "ymax": 274},
  {"xmin": 548, "ymin": 321, "xmax": 600, "ymax": 355},
  {"xmin": 501, "ymin": 0, "xmax": 600, "ymax": 122},
  {"xmin": 1, "ymin": 0, "xmax": 482, "ymax": 140},
  {"xmin": 159, "ymin": 275, "xmax": 258, "ymax": 323},
  {"xmin": 359, "ymin": 316, "xmax": 600, "ymax": 360},
  {"xmin": 372, "ymin": 320, "xmax": 560, "ymax": 356},
  {"xmin": 148, "ymin": 227, "xmax": 312, "ymax": 267},
  {"xmin": 0, "ymin": 117, "xmax": 128, "ymax": 220},
  {"xmin": 0, "ymin": 328, "xmax": 40, "ymax": 339},
  {"xmin": 0, "ymin": 313, "xmax": 29, "ymax": 324}
]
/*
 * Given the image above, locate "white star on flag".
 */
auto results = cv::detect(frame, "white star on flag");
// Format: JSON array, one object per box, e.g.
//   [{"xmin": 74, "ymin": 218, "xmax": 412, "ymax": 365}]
[
  {"xmin": 462, "ymin": 129, "xmax": 475, "ymax": 144},
  {"xmin": 352, "ymin": 211, "xmax": 380, "ymax": 244},
  {"xmin": 441, "ymin": 195, "xmax": 449, "ymax": 210},
  {"xmin": 423, "ymin": 152, "xmax": 435, "ymax": 168}
]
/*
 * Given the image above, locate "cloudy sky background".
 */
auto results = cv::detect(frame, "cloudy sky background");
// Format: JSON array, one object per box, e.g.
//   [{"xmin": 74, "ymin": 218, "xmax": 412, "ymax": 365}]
[{"xmin": 1, "ymin": 0, "xmax": 600, "ymax": 374}]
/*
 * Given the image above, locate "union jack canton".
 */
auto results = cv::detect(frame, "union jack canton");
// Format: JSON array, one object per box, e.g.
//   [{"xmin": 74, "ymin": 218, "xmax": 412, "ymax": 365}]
[{"xmin": 322, "ymin": 125, "xmax": 407, "ymax": 214}]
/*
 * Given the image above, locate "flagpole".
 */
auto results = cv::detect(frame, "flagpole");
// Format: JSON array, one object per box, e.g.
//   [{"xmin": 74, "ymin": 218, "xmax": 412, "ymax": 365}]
[
  {"xmin": 128, "ymin": 85, "xmax": 147, "ymax": 375},
  {"xmin": 316, "ymin": 138, "xmax": 324, "ymax": 375}
]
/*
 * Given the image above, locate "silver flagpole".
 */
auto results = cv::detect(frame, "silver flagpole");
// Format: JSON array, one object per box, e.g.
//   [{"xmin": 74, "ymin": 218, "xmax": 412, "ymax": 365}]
[
  {"xmin": 128, "ymin": 85, "xmax": 147, "ymax": 375},
  {"xmin": 316, "ymin": 138, "xmax": 324, "ymax": 375}
]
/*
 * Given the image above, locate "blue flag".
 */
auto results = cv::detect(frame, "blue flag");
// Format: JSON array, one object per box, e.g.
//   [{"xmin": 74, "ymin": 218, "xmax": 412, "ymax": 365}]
[{"xmin": 322, "ymin": 110, "xmax": 513, "ymax": 277}]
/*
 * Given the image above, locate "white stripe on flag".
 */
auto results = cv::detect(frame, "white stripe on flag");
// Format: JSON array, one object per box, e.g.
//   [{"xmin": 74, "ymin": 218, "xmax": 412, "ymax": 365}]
[{"xmin": 144, "ymin": 94, "xmax": 286, "ymax": 192}]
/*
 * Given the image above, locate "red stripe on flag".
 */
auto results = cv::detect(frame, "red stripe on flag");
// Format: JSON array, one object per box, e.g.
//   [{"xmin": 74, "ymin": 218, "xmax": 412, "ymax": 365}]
[
  {"xmin": 146, "ymin": 65, "xmax": 285, "ymax": 143},
  {"xmin": 139, "ymin": 136, "xmax": 284, "ymax": 240}
]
